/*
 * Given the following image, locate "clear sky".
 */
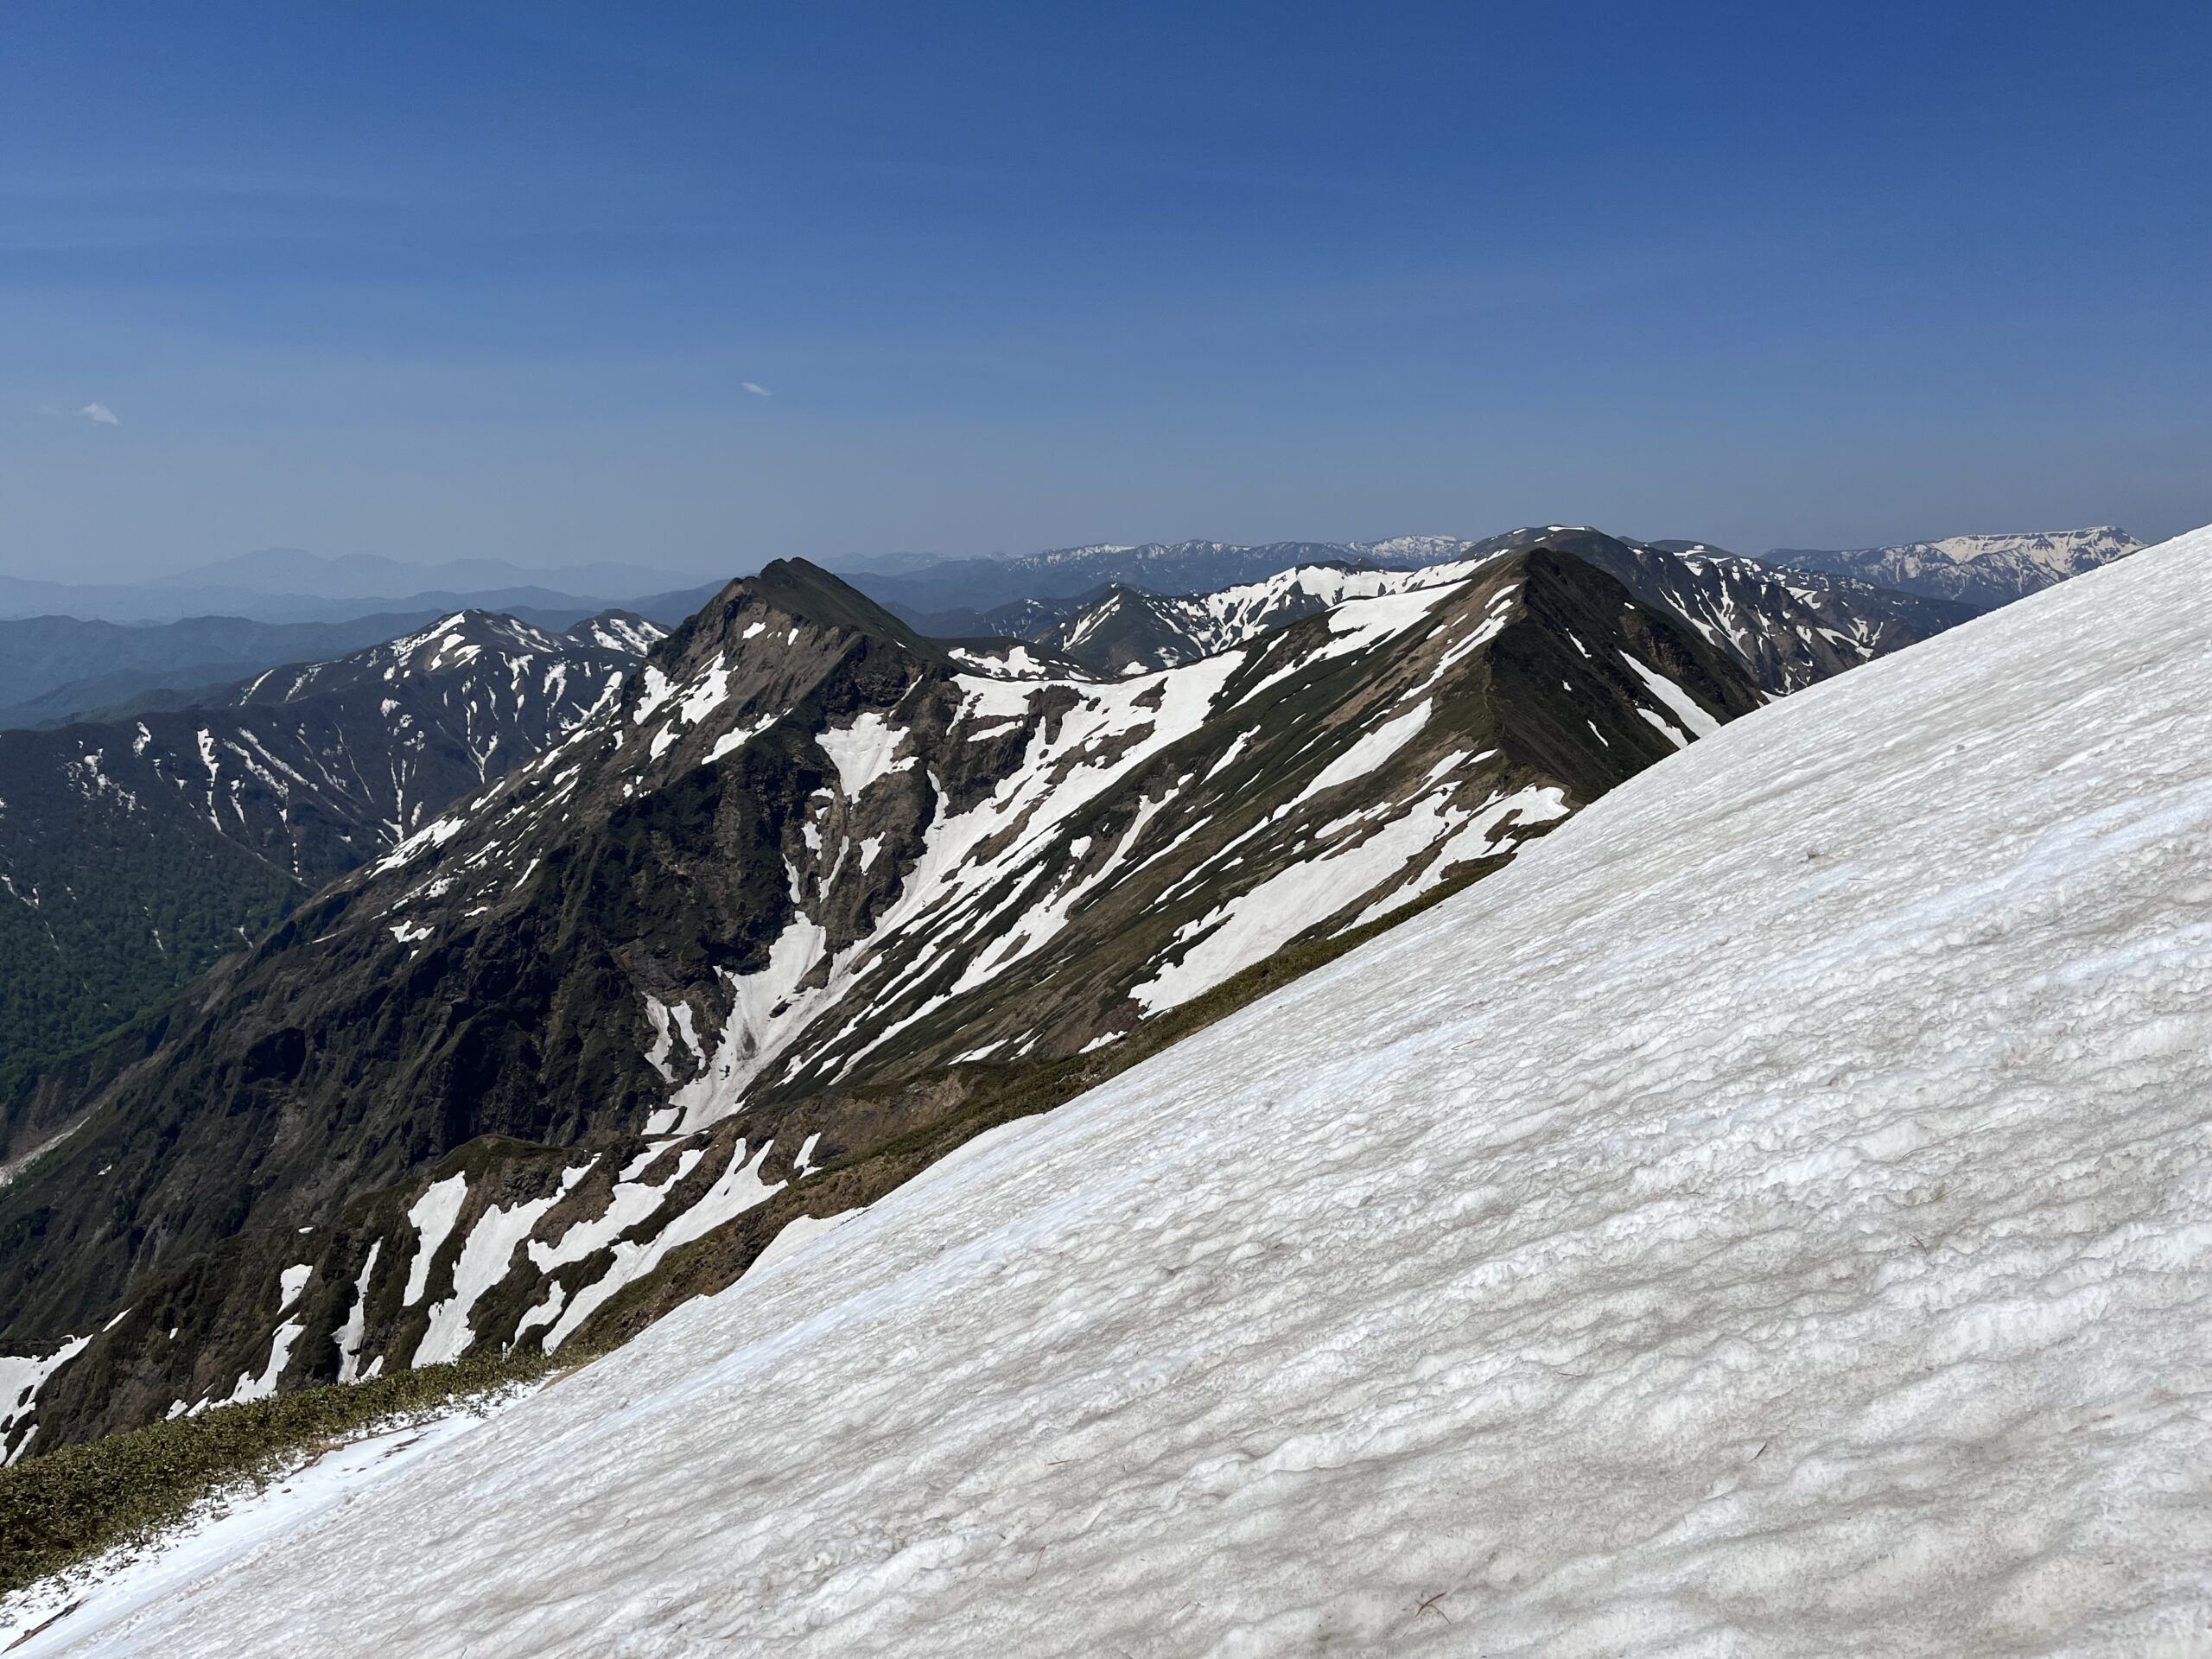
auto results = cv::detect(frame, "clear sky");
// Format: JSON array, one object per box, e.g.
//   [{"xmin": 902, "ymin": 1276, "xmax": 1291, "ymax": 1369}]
[{"xmin": 2, "ymin": 1, "xmax": 2206, "ymax": 581}]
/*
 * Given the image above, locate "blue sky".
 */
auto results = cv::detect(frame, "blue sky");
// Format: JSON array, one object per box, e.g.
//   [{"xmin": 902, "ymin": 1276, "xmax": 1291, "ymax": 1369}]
[{"xmin": 1, "ymin": 1, "xmax": 2205, "ymax": 580}]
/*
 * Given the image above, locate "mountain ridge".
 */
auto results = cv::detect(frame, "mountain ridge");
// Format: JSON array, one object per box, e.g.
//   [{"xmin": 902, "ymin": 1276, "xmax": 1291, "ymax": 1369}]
[
  {"xmin": 917, "ymin": 528, "xmax": 1971, "ymax": 695},
  {"xmin": 0, "ymin": 544, "xmax": 1768, "ymax": 1449},
  {"xmin": 40, "ymin": 523, "xmax": 2212, "ymax": 1656}
]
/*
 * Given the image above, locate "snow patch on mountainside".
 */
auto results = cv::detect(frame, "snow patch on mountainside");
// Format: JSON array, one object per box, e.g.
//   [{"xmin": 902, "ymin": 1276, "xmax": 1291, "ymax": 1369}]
[{"xmin": 0, "ymin": 1337, "xmax": 90, "ymax": 1464}]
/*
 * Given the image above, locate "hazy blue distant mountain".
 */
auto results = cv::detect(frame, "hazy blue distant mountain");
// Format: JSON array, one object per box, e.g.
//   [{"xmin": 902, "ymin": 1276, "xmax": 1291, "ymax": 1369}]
[
  {"xmin": 821, "ymin": 549, "xmax": 969, "ymax": 577},
  {"xmin": 622, "ymin": 580, "xmax": 726, "ymax": 629},
  {"xmin": 0, "ymin": 550, "xmax": 718, "ymax": 626},
  {"xmin": 0, "ymin": 612, "xmax": 490, "ymax": 728},
  {"xmin": 144, "ymin": 548, "xmax": 700, "ymax": 602}
]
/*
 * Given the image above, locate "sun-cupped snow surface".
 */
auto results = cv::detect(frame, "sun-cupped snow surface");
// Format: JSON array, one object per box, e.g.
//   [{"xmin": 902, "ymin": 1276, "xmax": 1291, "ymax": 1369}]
[{"xmin": 62, "ymin": 526, "xmax": 2212, "ymax": 1654}]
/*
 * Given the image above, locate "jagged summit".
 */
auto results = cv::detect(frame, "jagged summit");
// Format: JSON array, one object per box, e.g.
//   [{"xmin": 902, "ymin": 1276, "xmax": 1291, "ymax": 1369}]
[{"xmin": 660, "ymin": 558, "xmax": 955, "ymax": 674}]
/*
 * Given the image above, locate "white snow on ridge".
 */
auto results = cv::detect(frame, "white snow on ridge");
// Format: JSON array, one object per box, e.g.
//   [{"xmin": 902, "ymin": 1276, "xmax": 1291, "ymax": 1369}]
[
  {"xmin": 539, "ymin": 1138, "xmax": 782, "ymax": 1351},
  {"xmin": 66, "ymin": 526, "xmax": 2212, "ymax": 1655},
  {"xmin": 654, "ymin": 915, "xmax": 833, "ymax": 1134},
  {"xmin": 1891, "ymin": 525, "xmax": 2139, "ymax": 574},
  {"xmin": 412, "ymin": 1165, "xmax": 591, "ymax": 1368},
  {"xmin": 1289, "ymin": 698, "xmax": 1431, "ymax": 805}
]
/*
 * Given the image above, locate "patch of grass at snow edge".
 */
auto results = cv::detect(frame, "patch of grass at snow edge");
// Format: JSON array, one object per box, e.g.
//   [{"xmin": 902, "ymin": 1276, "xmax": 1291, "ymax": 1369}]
[{"xmin": 0, "ymin": 1341, "xmax": 595, "ymax": 1599}]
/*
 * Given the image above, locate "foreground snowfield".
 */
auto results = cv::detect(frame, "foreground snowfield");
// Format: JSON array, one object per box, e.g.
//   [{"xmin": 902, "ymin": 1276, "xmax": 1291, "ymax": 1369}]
[
  {"xmin": 50, "ymin": 526, "xmax": 2212, "ymax": 1655},
  {"xmin": 1, "ymin": 1400, "xmax": 531, "ymax": 1656}
]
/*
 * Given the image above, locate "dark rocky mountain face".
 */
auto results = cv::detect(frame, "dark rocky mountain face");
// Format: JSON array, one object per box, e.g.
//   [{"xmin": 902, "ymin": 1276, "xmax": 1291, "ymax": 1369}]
[
  {"xmin": 0, "ymin": 612, "xmax": 659, "ymax": 1091},
  {"xmin": 0, "ymin": 549, "xmax": 1774, "ymax": 1452},
  {"xmin": 1489, "ymin": 530, "xmax": 1974, "ymax": 693}
]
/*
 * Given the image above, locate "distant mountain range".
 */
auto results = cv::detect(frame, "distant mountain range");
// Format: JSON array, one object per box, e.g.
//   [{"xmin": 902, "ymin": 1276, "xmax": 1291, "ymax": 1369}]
[
  {"xmin": 0, "ymin": 589, "xmax": 720, "ymax": 729},
  {"xmin": 840, "ymin": 525, "xmax": 2142, "ymax": 626},
  {"xmin": 143, "ymin": 549, "xmax": 698, "ymax": 602},
  {"xmin": 933, "ymin": 528, "xmax": 1975, "ymax": 694},
  {"xmin": 841, "ymin": 537, "xmax": 1471, "ymax": 619},
  {"xmin": 1763, "ymin": 527, "xmax": 2144, "ymax": 612},
  {"xmin": 0, "ymin": 549, "xmax": 719, "ymax": 628}
]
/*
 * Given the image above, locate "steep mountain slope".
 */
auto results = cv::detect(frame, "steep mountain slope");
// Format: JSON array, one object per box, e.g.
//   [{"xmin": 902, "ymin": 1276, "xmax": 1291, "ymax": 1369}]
[
  {"xmin": 0, "ymin": 547, "xmax": 1763, "ymax": 1450},
  {"xmin": 1764, "ymin": 525, "xmax": 2143, "ymax": 611},
  {"xmin": 957, "ymin": 528, "xmax": 1969, "ymax": 693},
  {"xmin": 0, "ymin": 613, "xmax": 658, "ymax": 1084},
  {"xmin": 38, "ymin": 524, "xmax": 2212, "ymax": 1658}
]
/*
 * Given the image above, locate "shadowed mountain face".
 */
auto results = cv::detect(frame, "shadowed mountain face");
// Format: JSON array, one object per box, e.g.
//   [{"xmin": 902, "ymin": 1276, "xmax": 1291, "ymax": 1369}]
[
  {"xmin": 0, "ymin": 612, "xmax": 660, "ymax": 1088},
  {"xmin": 0, "ymin": 549, "xmax": 1775, "ymax": 1451}
]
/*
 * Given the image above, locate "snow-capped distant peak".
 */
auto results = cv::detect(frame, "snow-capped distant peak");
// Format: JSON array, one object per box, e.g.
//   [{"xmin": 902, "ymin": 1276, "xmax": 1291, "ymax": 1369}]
[
  {"xmin": 1350, "ymin": 535, "xmax": 1471, "ymax": 563},
  {"xmin": 1759, "ymin": 526, "xmax": 2145, "ymax": 613},
  {"xmin": 1899, "ymin": 526, "xmax": 2140, "ymax": 570}
]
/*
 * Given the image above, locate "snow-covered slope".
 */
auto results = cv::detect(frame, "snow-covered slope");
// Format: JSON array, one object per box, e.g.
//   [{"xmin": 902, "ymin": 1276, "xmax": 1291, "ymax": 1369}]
[{"xmin": 56, "ymin": 528, "xmax": 2212, "ymax": 1655}]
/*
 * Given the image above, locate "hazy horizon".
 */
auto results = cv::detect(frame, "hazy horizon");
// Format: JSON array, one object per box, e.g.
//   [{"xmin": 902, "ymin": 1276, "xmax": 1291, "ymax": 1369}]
[
  {"xmin": 0, "ymin": 518, "xmax": 2168, "ymax": 602},
  {"xmin": 3, "ymin": 2, "xmax": 2206, "ymax": 584}
]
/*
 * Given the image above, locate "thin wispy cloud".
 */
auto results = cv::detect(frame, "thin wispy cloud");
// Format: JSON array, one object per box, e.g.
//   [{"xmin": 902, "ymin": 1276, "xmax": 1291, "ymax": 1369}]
[
  {"xmin": 742, "ymin": 382, "xmax": 772, "ymax": 398},
  {"xmin": 79, "ymin": 402, "xmax": 120, "ymax": 425}
]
